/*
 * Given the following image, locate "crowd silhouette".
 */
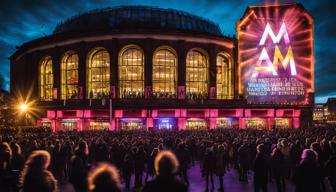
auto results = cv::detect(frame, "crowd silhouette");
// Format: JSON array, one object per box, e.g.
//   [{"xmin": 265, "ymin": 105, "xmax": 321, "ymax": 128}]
[{"xmin": 0, "ymin": 127, "xmax": 336, "ymax": 192}]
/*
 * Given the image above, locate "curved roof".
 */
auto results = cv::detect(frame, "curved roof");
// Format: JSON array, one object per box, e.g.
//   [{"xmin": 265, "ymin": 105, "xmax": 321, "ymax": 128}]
[{"xmin": 53, "ymin": 6, "xmax": 223, "ymax": 36}]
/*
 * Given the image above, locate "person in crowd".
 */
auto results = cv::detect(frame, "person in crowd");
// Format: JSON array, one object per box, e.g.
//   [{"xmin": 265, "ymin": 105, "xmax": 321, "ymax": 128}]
[
  {"xmin": 122, "ymin": 146, "xmax": 133, "ymax": 190},
  {"xmin": 19, "ymin": 150, "xmax": 57, "ymax": 192},
  {"xmin": 88, "ymin": 163, "xmax": 121, "ymax": 192},
  {"xmin": 203, "ymin": 146, "xmax": 215, "ymax": 191},
  {"xmin": 253, "ymin": 144, "xmax": 270, "ymax": 192},
  {"xmin": 0, "ymin": 142, "xmax": 13, "ymax": 191},
  {"xmin": 142, "ymin": 150, "xmax": 187, "ymax": 192},
  {"xmin": 324, "ymin": 141, "xmax": 336, "ymax": 192},
  {"xmin": 293, "ymin": 149, "xmax": 322, "ymax": 192},
  {"xmin": 134, "ymin": 145, "xmax": 147, "ymax": 188},
  {"xmin": 70, "ymin": 140, "xmax": 89, "ymax": 192},
  {"xmin": 11, "ymin": 143, "xmax": 25, "ymax": 191},
  {"xmin": 238, "ymin": 142, "xmax": 250, "ymax": 182},
  {"xmin": 176, "ymin": 143, "xmax": 190, "ymax": 186},
  {"xmin": 215, "ymin": 144, "xmax": 227, "ymax": 192},
  {"xmin": 270, "ymin": 147, "xmax": 286, "ymax": 192}
]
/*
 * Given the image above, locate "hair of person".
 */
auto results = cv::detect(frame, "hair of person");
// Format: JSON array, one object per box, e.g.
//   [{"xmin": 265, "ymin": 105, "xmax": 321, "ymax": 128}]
[
  {"xmin": 88, "ymin": 163, "xmax": 121, "ymax": 192},
  {"xmin": 0, "ymin": 142, "xmax": 13, "ymax": 159},
  {"xmin": 257, "ymin": 144, "xmax": 265, "ymax": 154},
  {"xmin": 301, "ymin": 149, "xmax": 318, "ymax": 162},
  {"xmin": 154, "ymin": 150, "xmax": 179, "ymax": 176},
  {"xmin": 13, "ymin": 143, "xmax": 22, "ymax": 155},
  {"xmin": 24, "ymin": 150, "xmax": 51, "ymax": 170}
]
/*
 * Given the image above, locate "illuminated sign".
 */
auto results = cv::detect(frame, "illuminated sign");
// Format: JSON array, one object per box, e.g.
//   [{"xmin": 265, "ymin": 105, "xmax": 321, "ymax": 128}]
[{"xmin": 237, "ymin": 4, "xmax": 314, "ymax": 105}]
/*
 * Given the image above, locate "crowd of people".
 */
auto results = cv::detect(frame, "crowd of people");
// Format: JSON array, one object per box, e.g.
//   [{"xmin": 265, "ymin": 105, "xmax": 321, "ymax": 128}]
[{"xmin": 0, "ymin": 127, "xmax": 336, "ymax": 192}]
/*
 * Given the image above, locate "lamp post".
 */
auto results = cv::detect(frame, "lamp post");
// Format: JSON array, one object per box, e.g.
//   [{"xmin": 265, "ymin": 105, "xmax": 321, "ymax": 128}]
[{"xmin": 19, "ymin": 103, "xmax": 30, "ymax": 126}]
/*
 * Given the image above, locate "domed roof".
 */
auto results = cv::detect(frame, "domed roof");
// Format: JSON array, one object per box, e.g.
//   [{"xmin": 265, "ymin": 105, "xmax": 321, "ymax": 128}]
[{"xmin": 53, "ymin": 6, "xmax": 223, "ymax": 36}]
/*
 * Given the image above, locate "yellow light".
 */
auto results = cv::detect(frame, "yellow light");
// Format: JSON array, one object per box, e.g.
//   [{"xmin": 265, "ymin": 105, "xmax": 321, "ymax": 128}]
[{"xmin": 20, "ymin": 103, "xmax": 28, "ymax": 112}]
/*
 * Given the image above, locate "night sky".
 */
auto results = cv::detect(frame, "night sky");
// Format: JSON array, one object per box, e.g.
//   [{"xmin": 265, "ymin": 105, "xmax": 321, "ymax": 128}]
[{"xmin": 0, "ymin": 0, "xmax": 335, "ymax": 103}]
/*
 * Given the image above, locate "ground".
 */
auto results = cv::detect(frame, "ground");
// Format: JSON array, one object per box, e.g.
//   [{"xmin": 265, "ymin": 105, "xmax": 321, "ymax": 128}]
[{"xmin": 59, "ymin": 162, "xmax": 295, "ymax": 192}]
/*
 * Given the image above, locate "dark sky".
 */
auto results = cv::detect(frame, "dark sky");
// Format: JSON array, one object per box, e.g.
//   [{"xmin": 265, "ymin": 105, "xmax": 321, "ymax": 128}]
[{"xmin": 0, "ymin": 0, "xmax": 335, "ymax": 103}]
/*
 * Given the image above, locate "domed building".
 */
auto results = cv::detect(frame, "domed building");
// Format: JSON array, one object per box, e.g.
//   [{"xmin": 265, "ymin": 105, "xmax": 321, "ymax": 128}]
[{"xmin": 10, "ymin": 4, "xmax": 314, "ymax": 131}]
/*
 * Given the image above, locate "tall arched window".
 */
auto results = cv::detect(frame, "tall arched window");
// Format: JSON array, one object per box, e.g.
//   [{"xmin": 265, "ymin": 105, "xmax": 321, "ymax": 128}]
[
  {"xmin": 61, "ymin": 51, "xmax": 78, "ymax": 99},
  {"xmin": 118, "ymin": 45, "xmax": 144, "ymax": 98},
  {"xmin": 40, "ymin": 56, "xmax": 53, "ymax": 100},
  {"xmin": 87, "ymin": 47, "xmax": 110, "ymax": 99},
  {"xmin": 186, "ymin": 49, "xmax": 208, "ymax": 99},
  {"xmin": 153, "ymin": 46, "xmax": 177, "ymax": 98},
  {"xmin": 216, "ymin": 53, "xmax": 233, "ymax": 99}
]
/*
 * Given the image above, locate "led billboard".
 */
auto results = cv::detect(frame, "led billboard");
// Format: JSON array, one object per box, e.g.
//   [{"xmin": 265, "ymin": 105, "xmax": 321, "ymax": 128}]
[{"xmin": 237, "ymin": 4, "xmax": 314, "ymax": 105}]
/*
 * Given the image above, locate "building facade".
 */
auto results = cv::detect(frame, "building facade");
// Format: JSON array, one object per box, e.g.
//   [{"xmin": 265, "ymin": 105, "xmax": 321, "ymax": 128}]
[{"xmin": 10, "ymin": 4, "xmax": 314, "ymax": 131}]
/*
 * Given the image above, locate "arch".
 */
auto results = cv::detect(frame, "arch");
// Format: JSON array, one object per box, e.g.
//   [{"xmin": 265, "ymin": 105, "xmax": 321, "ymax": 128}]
[
  {"xmin": 39, "ymin": 56, "xmax": 53, "ymax": 100},
  {"xmin": 152, "ymin": 46, "xmax": 177, "ymax": 98},
  {"xmin": 118, "ymin": 45, "xmax": 144, "ymax": 98},
  {"xmin": 61, "ymin": 51, "xmax": 79, "ymax": 99},
  {"xmin": 86, "ymin": 47, "xmax": 110, "ymax": 99},
  {"xmin": 216, "ymin": 52, "xmax": 234, "ymax": 99},
  {"xmin": 186, "ymin": 48, "xmax": 209, "ymax": 99}
]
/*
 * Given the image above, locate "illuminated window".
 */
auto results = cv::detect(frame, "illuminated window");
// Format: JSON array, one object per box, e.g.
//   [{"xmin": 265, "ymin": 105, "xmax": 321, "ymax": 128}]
[
  {"xmin": 153, "ymin": 46, "xmax": 177, "ymax": 98},
  {"xmin": 61, "ymin": 52, "xmax": 78, "ymax": 99},
  {"xmin": 216, "ymin": 53, "xmax": 233, "ymax": 99},
  {"xmin": 40, "ymin": 56, "xmax": 53, "ymax": 100},
  {"xmin": 87, "ymin": 48, "xmax": 110, "ymax": 99},
  {"xmin": 186, "ymin": 49, "xmax": 208, "ymax": 99},
  {"xmin": 118, "ymin": 45, "xmax": 144, "ymax": 98}
]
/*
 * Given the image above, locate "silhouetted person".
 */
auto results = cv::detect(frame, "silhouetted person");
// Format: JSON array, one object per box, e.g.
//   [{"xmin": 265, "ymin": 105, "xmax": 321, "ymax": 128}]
[
  {"xmin": 0, "ymin": 142, "xmax": 12, "ymax": 191},
  {"xmin": 19, "ymin": 150, "xmax": 57, "ymax": 192},
  {"xmin": 70, "ymin": 141, "xmax": 89, "ymax": 192},
  {"xmin": 216, "ymin": 144, "xmax": 227, "ymax": 192},
  {"xmin": 176, "ymin": 143, "xmax": 190, "ymax": 185},
  {"xmin": 325, "ymin": 141, "xmax": 336, "ymax": 192},
  {"xmin": 11, "ymin": 143, "xmax": 25, "ymax": 191},
  {"xmin": 238, "ymin": 143, "xmax": 250, "ymax": 182},
  {"xmin": 254, "ymin": 144, "xmax": 270, "ymax": 192},
  {"xmin": 270, "ymin": 148, "xmax": 286, "ymax": 192},
  {"xmin": 88, "ymin": 163, "xmax": 121, "ymax": 192},
  {"xmin": 293, "ymin": 149, "xmax": 322, "ymax": 192},
  {"xmin": 142, "ymin": 150, "xmax": 187, "ymax": 192},
  {"xmin": 203, "ymin": 147, "xmax": 215, "ymax": 191}
]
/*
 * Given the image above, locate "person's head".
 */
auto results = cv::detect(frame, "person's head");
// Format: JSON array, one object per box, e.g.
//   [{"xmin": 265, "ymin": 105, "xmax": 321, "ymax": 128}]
[
  {"xmin": 78, "ymin": 140, "xmax": 89, "ymax": 155},
  {"xmin": 88, "ymin": 163, "xmax": 121, "ymax": 192},
  {"xmin": 310, "ymin": 142, "xmax": 321, "ymax": 152},
  {"xmin": 271, "ymin": 148, "xmax": 282, "ymax": 158},
  {"xmin": 25, "ymin": 150, "xmax": 51, "ymax": 171},
  {"xmin": 0, "ymin": 142, "xmax": 12, "ymax": 158},
  {"xmin": 301, "ymin": 149, "xmax": 317, "ymax": 162},
  {"xmin": 154, "ymin": 150, "xmax": 179, "ymax": 177},
  {"xmin": 12, "ymin": 143, "xmax": 22, "ymax": 155},
  {"xmin": 257, "ymin": 144, "xmax": 265, "ymax": 154},
  {"xmin": 329, "ymin": 141, "xmax": 336, "ymax": 154}
]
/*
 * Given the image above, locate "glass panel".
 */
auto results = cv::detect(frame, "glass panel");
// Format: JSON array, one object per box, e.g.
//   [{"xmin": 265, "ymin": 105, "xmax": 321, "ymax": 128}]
[
  {"xmin": 186, "ymin": 50, "xmax": 208, "ymax": 99},
  {"xmin": 87, "ymin": 49, "xmax": 110, "ymax": 99},
  {"xmin": 40, "ymin": 57, "xmax": 53, "ymax": 100},
  {"xmin": 216, "ymin": 54, "xmax": 233, "ymax": 99},
  {"xmin": 119, "ymin": 46, "xmax": 144, "ymax": 98},
  {"xmin": 61, "ymin": 53, "xmax": 79, "ymax": 99},
  {"xmin": 153, "ymin": 48, "xmax": 177, "ymax": 98}
]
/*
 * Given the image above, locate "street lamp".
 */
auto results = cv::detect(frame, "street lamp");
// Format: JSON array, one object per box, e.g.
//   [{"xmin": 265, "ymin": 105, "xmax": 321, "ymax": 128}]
[{"xmin": 19, "ymin": 103, "xmax": 28, "ymax": 112}]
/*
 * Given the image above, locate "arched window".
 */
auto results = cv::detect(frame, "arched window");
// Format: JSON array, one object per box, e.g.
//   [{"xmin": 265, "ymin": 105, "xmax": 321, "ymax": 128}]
[
  {"xmin": 61, "ymin": 51, "xmax": 78, "ymax": 99},
  {"xmin": 87, "ymin": 48, "xmax": 110, "ymax": 99},
  {"xmin": 216, "ymin": 53, "xmax": 233, "ymax": 99},
  {"xmin": 153, "ymin": 46, "xmax": 177, "ymax": 98},
  {"xmin": 118, "ymin": 45, "xmax": 144, "ymax": 98},
  {"xmin": 40, "ymin": 56, "xmax": 53, "ymax": 100},
  {"xmin": 186, "ymin": 49, "xmax": 208, "ymax": 99}
]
